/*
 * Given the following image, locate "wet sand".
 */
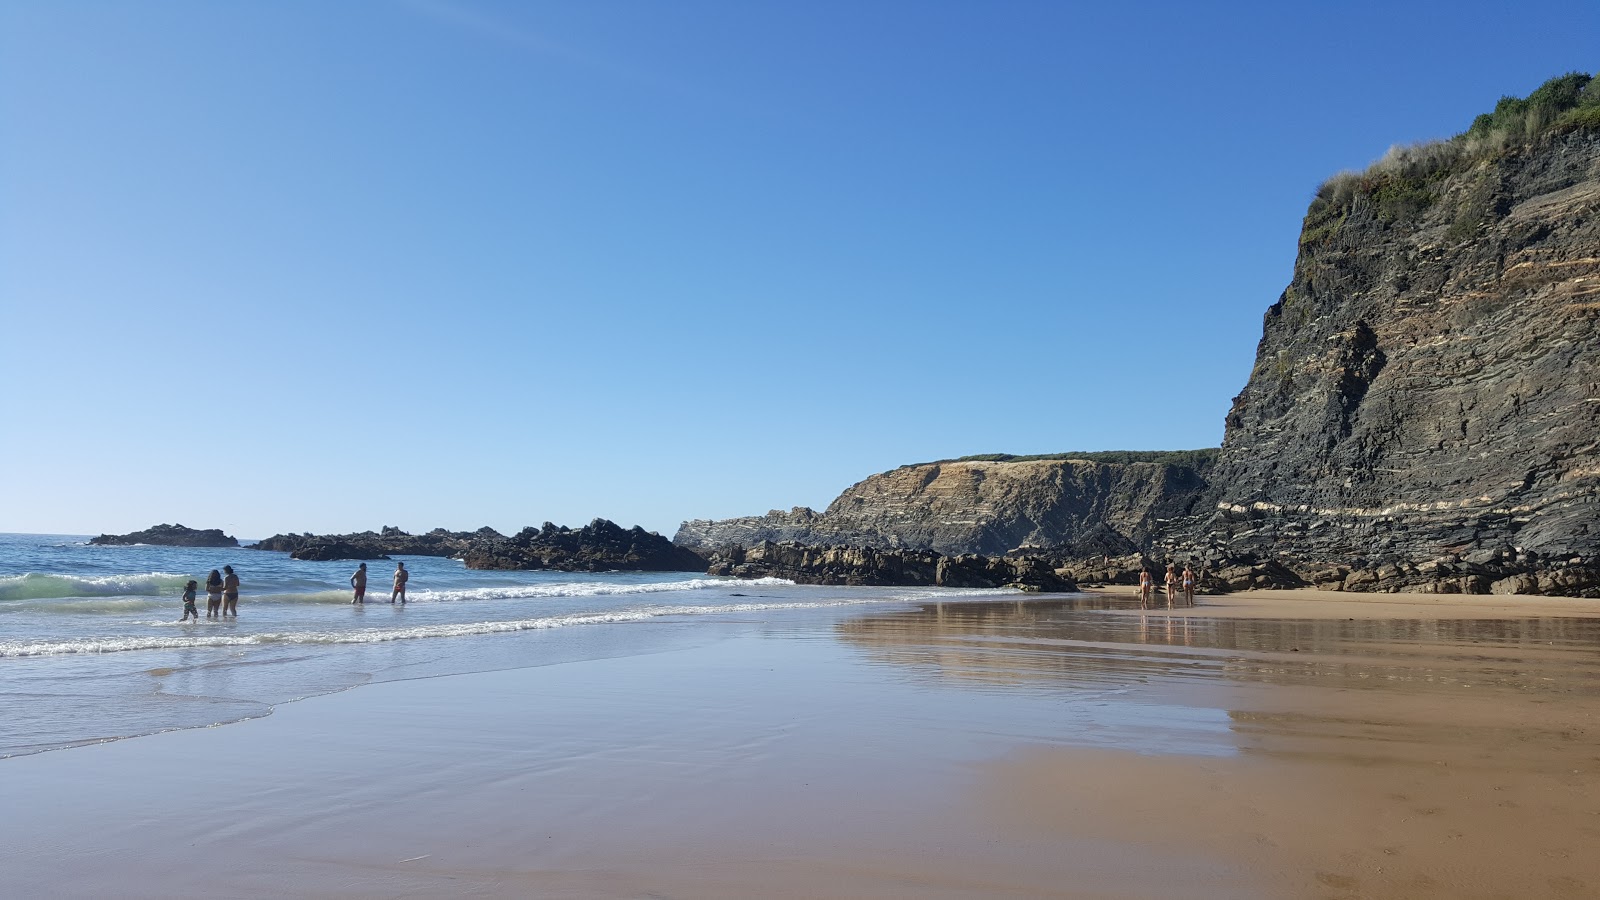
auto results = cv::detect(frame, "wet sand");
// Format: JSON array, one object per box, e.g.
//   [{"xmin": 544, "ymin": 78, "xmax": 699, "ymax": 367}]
[{"xmin": 4, "ymin": 593, "xmax": 1598, "ymax": 898}]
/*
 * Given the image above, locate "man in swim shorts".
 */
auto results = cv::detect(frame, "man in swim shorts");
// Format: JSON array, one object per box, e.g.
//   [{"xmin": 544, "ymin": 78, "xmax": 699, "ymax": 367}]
[
  {"xmin": 391, "ymin": 561, "xmax": 408, "ymax": 604},
  {"xmin": 222, "ymin": 565, "xmax": 240, "ymax": 617},
  {"xmin": 351, "ymin": 562, "xmax": 367, "ymax": 604}
]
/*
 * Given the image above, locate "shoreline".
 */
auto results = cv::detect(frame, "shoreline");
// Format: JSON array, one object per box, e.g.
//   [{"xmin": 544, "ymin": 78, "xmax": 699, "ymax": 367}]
[
  {"xmin": 5, "ymin": 591, "xmax": 1598, "ymax": 898},
  {"xmin": 1086, "ymin": 582, "xmax": 1600, "ymax": 618}
]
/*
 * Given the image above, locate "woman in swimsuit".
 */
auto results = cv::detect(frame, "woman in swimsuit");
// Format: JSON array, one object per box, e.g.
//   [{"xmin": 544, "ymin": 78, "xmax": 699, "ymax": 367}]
[
  {"xmin": 1138, "ymin": 568, "xmax": 1152, "ymax": 609},
  {"xmin": 222, "ymin": 565, "xmax": 240, "ymax": 617},
  {"xmin": 205, "ymin": 569, "xmax": 224, "ymax": 619},
  {"xmin": 1182, "ymin": 564, "xmax": 1196, "ymax": 606},
  {"xmin": 1164, "ymin": 564, "xmax": 1178, "ymax": 608}
]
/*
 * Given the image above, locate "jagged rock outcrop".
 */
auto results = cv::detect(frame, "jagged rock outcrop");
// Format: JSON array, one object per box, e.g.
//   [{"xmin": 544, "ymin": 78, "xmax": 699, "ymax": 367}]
[
  {"xmin": 90, "ymin": 524, "xmax": 238, "ymax": 548},
  {"xmin": 1167, "ymin": 126, "xmax": 1600, "ymax": 596},
  {"xmin": 676, "ymin": 452, "xmax": 1215, "ymax": 557},
  {"xmin": 253, "ymin": 526, "xmax": 500, "ymax": 560},
  {"xmin": 290, "ymin": 542, "xmax": 390, "ymax": 562},
  {"xmin": 462, "ymin": 519, "xmax": 707, "ymax": 572},
  {"xmin": 708, "ymin": 541, "xmax": 1076, "ymax": 592}
]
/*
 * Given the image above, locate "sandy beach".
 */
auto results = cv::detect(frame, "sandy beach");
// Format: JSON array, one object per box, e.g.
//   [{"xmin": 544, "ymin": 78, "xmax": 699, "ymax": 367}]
[{"xmin": 5, "ymin": 590, "xmax": 1598, "ymax": 899}]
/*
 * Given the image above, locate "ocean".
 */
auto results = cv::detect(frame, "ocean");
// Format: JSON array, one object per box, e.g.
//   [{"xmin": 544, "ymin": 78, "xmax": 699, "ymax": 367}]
[{"xmin": 0, "ymin": 533, "xmax": 1021, "ymax": 758}]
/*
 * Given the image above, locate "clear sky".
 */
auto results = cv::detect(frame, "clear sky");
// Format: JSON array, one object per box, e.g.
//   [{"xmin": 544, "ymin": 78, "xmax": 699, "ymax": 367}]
[{"xmin": 2, "ymin": 1, "xmax": 1596, "ymax": 539}]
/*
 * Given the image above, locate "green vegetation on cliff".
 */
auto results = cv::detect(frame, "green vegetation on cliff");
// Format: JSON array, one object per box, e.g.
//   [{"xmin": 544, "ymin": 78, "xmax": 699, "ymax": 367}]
[
  {"xmin": 1302, "ymin": 71, "xmax": 1600, "ymax": 246},
  {"xmin": 923, "ymin": 449, "xmax": 1219, "ymax": 469}
]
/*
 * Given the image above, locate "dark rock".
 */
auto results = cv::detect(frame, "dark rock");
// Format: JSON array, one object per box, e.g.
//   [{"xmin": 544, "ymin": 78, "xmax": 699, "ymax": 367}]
[
  {"xmin": 90, "ymin": 524, "xmax": 238, "ymax": 548},
  {"xmin": 706, "ymin": 541, "xmax": 1077, "ymax": 592},
  {"xmin": 462, "ymin": 519, "xmax": 707, "ymax": 573},
  {"xmin": 252, "ymin": 527, "xmax": 497, "ymax": 559},
  {"xmin": 290, "ymin": 542, "xmax": 389, "ymax": 562}
]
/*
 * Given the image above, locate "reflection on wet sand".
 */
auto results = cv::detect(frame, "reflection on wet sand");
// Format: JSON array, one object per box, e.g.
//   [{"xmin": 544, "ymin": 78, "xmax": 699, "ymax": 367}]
[
  {"xmin": 836, "ymin": 596, "xmax": 1600, "ymax": 699},
  {"xmin": 905, "ymin": 597, "xmax": 1600, "ymax": 898}
]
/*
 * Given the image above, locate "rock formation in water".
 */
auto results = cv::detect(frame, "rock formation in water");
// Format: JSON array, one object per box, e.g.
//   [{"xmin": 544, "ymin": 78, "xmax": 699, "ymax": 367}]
[
  {"xmin": 706, "ymin": 541, "xmax": 1076, "ymax": 592},
  {"xmin": 461, "ymin": 519, "xmax": 707, "ymax": 572},
  {"xmin": 255, "ymin": 520, "xmax": 705, "ymax": 572},
  {"xmin": 90, "ymin": 524, "xmax": 239, "ymax": 548},
  {"xmin": 681, "ymin": 75, "xmax": 1600, "ymax": 597},
  {"xmin": 253, "ymin": 526, "xmax": 497, "ymax": 561},
  {"xmin": 676, "ymin": 451, "xmax": 1216, "ymax": 557}
]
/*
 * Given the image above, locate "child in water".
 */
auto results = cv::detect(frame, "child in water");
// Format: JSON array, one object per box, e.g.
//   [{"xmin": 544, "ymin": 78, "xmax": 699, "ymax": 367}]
[{"xmin": 179, "ymin": 580, "xmax": 199, "ymax": 622}]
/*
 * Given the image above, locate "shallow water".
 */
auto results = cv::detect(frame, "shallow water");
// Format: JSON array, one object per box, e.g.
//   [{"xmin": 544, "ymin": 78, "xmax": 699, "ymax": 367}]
[{"xmin": 0, "ymin": 533, "xmax": 1018, "ymax": 757}]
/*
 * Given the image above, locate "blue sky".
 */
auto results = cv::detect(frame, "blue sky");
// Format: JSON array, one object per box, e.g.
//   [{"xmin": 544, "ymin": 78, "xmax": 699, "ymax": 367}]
[{"xmin": 2, "ymin": 1, "xmax": 1596, "ymax": 538}]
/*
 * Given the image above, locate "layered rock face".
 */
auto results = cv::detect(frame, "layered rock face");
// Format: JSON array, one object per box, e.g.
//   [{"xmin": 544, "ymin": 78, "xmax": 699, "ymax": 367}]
[
  {"xmin": 1180, "ymin": 129, "xmax": 1600, "ymax": 595},
  {"xmin": 676, "ymin": 454, "xmax": 1214, "ymax": 557},
  {"xmin": 707, "ymin": 541, "xmax": 1076, "ymax": 592},
  {"xmin": 91, "ymin": 524, "xmax": 238, "ymax": 547}
]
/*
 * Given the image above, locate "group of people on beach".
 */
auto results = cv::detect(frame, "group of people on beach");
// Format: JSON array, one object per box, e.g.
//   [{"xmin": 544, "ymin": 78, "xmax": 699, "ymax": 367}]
[
  {"xmin": 349, "ymin": 561, "xmax": 409, "ymax": 604},
  {"xmin": 177, "ymin": 561, "xmax": 413, "ymax": 620},
  {"xmin": 1138, "ymin": 562, "xmax": 1196, "ymax": 609},
  {"xmin": 178, "ymin": 565, "xmax": 240, "ymax": 622}
]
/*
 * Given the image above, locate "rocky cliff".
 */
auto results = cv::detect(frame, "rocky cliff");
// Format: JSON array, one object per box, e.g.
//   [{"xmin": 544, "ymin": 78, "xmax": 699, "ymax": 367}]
[
  {"xmin": 1172, "ymin": 119, "xmax": 1600, "ymax": 595},
  {"xmin": 675, "ymin": 451, "xmax": 1215, "ymax": 557},
  {"xmin": 680, "ymin": 76, "xmax": 1600, "ymax": 597}
]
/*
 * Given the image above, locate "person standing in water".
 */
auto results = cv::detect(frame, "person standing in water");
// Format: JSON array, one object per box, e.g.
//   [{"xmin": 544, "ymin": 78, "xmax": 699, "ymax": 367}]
[
  {"xmin": 391, "ymin": 561, "xmax": 408, "ymax": 604},
  {"xmin": 1182, "ymin": 564, "xmax": 1196, "ymax": 607},
  {"xmin": 179, "ymin": 580, "xmax": 200, "ymax": 622},
  {"xmin": 350, "ymin": 563, "xmax": 368, "ymax": 604},
  {"xmin": 1138, "ymin": 568, "xmax": 1153, "ymax": 609},
  {"xmin": 1164, "ymin": 563, "xmax": 1178, "ymax": 609},
  {"xmin": 205, "ymin": 569, "xmax": 224, "ymax": 619},
  {"xmin": 222, "ymin": 565, "xmax": 240, "ymax": 617}
]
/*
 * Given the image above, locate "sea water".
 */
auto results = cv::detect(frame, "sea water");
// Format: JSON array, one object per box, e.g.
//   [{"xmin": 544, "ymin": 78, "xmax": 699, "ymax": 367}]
[{"xmin": 0, "ymin": 533, "xmax": 1014, "ymax": 757}]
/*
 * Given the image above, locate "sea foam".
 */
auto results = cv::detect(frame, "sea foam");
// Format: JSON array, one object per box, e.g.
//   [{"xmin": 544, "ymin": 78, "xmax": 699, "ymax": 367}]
[{"xmin": 0, "ymin": 597, "xmax": 861, "ymax": 658}]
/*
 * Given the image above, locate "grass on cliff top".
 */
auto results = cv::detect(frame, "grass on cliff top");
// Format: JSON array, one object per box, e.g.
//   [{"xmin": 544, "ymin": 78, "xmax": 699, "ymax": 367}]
[
  {"xmin": 1303, "ymin": 71, "xmax": 1600, "ymax": 241},
  {"xmin": 913, "ymin": 448, "xmax": 1219, "ymax": 469}
]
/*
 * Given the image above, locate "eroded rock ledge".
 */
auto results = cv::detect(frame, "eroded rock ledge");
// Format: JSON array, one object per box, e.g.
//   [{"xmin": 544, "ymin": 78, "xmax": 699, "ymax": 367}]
[{"xmin": 707, "ymin": 541, "xmax": 1077, "ymax": 593}]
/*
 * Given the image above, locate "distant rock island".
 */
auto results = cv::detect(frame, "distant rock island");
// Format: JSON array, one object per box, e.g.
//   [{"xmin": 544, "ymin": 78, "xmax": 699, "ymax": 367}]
[
  {"xmin": 679, "ymin": 74, "xmax": 1600, "ymax": 598},
  {"xmin": 90, "ymin": 524, "xmax": 239, "ymax": 548}
]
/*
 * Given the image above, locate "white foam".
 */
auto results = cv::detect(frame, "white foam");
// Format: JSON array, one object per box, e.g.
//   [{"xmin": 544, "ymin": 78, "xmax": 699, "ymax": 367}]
[
  {"xmin": 403, "ymin": 576, "xmax": 794, "ymax": 603},
  {"xmin": 0, "ymin": 597, "xmax": 863, "ymax": 658}
]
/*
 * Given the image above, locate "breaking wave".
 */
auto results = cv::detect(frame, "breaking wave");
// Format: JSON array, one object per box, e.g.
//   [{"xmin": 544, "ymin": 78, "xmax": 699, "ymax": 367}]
[
  {"xmin": 0, "ymin": 598, "xmax": 856, "ymax": 658},
  {"xmin": 0, "ymin": 572, "xmax": 190, "ymax": 602}
]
